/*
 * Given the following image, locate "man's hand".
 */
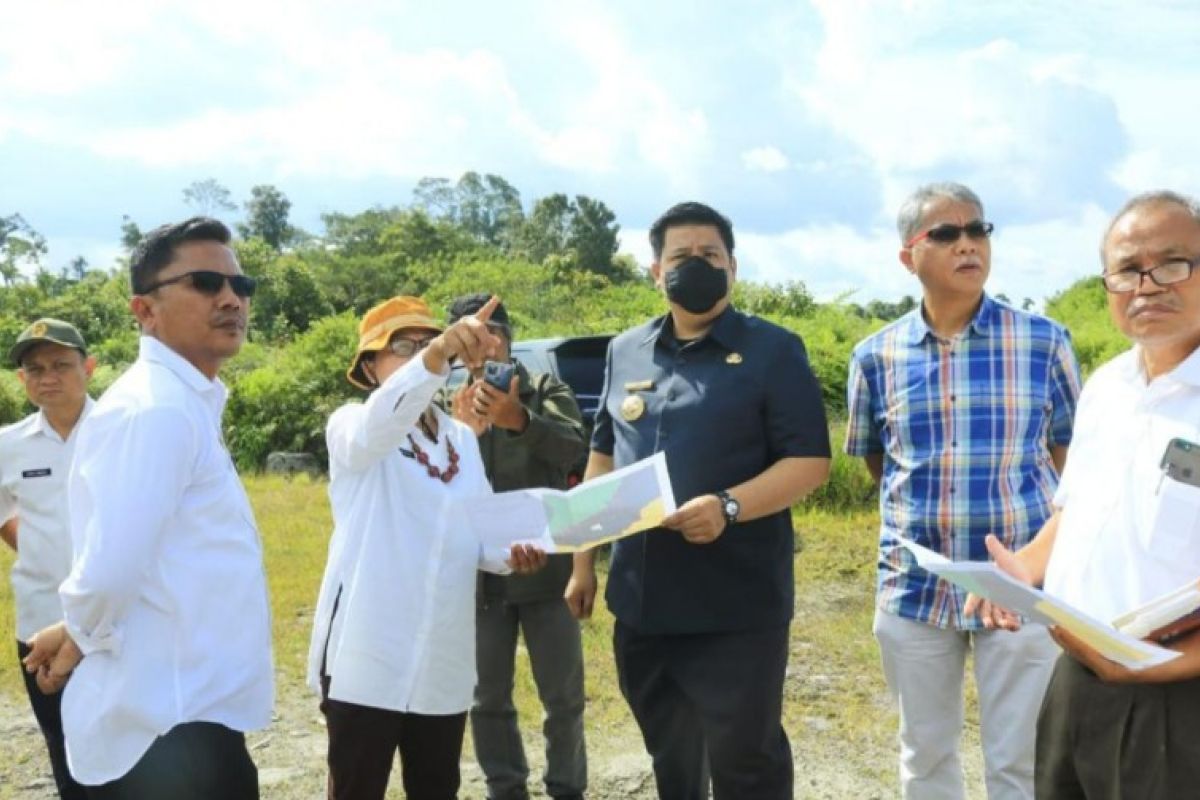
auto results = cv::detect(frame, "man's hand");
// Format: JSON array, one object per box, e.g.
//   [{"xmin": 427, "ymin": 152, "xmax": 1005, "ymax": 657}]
[
  {"xmin": 507, "ymin": 543, "xmax": 548, "ymax": 574},
  {"xmin": 1050, "ymin": 626, "xmax": 1135, "ymax": 683},
  {"xmin": 963, "ymin": 534, "xmax": 1031, "ymax": 631},
  {"xmin": 565, "ymin": 557, "xmax": 598, "ymax": 620},
  {"xmin": 424, "ymin": 295, "xmax": 503, "ymax": 373},
  {"xmin": 23, "ymin": 622, "xmax": 83, "ymax": 695},
  {"xmin": 661, "ymin": 494, "xmax": 726, "ymax": 544},
  {"xmin": 473, "ymin": 375, "xmax": 528, "ymax": 432},
  {"xmin": 451, "ymin": 383, "xmax": 489, "ymax": 436}
]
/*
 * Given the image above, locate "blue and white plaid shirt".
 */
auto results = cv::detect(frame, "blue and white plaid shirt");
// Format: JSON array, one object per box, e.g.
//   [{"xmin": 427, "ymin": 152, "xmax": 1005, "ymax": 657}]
[{"xmin": 845, "ymin": 294, "xmax": 1082, "ymax": 630}]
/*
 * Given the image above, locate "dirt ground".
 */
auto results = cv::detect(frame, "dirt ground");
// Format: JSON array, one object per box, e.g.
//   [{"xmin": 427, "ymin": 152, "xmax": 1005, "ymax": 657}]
[{"xmin": 0, "ymin": 660, "xmax": 986, "ymax": 800}]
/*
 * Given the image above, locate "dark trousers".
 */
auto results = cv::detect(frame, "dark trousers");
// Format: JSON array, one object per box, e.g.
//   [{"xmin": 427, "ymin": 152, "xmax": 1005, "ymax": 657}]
[
  {"xmin": 17, "ymin": 639, "xmax": 87, "ymax": 800},
  {"xmin": 86, "ymin": 721, "xmax": 257, "ymax": 799},
  {"xmin": 1036, "ymin": 653, "xmax": 1200, "ymax": 799},
  {"xmin": 613, "ymin": 622, "xmax": 793, "ymax": 800},
  {"xmin": 321, "ymin": 675, "xmax": 468, "ymax": 800}
]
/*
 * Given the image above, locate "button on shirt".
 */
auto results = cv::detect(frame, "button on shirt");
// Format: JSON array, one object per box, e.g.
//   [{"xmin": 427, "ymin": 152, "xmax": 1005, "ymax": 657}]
[
  {"xmin": 1046, "ymin": 346, "xmax": 1200, "ymax": 622},
  {"xmin": 845, "ymin": 295, "xmax": 1081, "ymax": 630},
  {"xmin": 592, "ymin": 307, "xmax": 831, "ymax": 635},
  {"xmin": 59, "ymin": 337, "xmax": 273, "ymax": 786},
  {"xmin": 0, "ymin": 397, "xmax": 93, "ymax": 640},
  {"xmin": 309, "ymin": 355, "xmax": 508, "ymax": 714}
]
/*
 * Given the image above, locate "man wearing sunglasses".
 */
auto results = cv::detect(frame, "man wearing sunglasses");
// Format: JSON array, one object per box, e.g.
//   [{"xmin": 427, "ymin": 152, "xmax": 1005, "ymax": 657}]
[
  {"xmin": 968, "ymin": 191, "xmax": 1200, "ymax": 798},
  {"xmin": 845, "ymin": 183, "xmax": 1082, "ymax": 799},
  {"xmin": 24, "ymin": 217, "xmax": 272, "ymax": 798}
]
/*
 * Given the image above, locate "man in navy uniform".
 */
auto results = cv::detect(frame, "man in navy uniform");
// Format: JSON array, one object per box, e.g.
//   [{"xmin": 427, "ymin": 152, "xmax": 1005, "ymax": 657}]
[{"xmin": 565, "ymin": 202, "xmax": 831, "ymax": 799}]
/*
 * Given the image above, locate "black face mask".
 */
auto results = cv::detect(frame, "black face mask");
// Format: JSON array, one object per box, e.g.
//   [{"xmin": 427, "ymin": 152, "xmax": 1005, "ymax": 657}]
[{"xmin": 664, "ymin": 256, "xmax": 728, "ymax": 314}]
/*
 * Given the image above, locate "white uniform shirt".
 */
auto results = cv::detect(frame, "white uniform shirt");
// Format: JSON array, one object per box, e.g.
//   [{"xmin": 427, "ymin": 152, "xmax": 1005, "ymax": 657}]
[
  {"xmin": 0, "ymin": 397, "xmax": 94, "ymax": 640},
  {"xmin": 308, "ymin": 355, "xmax": 507, "ymax": 714},
  {"xmin": 1046, "ymin": 345, "xmax": 1200, "ymax": 621},
  {"xmin": 59, "ymin": 337, "xmax": 274, "ymax": 785}
]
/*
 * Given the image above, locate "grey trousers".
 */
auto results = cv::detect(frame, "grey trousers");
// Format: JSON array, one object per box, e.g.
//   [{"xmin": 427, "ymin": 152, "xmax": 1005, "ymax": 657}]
[{"xmin": 470, "ymin": 597, "xmax": 587, "ymax": 800}]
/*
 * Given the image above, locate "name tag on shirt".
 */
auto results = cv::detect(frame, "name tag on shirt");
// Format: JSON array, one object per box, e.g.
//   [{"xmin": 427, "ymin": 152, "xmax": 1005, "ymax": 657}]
[{"xmin": 22, "ymin": 468, "xmax": 51, "ymax": 479}]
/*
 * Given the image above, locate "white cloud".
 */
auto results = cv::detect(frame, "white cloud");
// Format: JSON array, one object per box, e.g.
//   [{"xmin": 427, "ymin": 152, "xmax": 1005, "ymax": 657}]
[{"xmin": 742, "ymin": 146, "xmax": 791, "ymax": 173}]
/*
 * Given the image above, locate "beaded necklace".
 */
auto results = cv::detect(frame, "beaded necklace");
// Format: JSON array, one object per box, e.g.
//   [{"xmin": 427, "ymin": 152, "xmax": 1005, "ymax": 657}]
[{"xmin": 402, "ymin": 413, "xmax": 460, "ymax": 483}]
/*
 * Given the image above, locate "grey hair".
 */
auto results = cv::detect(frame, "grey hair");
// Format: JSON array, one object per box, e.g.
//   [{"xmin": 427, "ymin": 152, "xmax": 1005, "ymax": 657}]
[
  {"xmin": 1100, "ymin": 190, "xmax": 1200, "ymax": 266},
  {"xmin": 896, "ymin": 182, "xmax": 985, "ymax": 243}
]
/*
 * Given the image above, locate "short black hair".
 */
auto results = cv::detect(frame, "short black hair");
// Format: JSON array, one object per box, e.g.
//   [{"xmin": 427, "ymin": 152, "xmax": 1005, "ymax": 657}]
[
  {"xmin": 648, "ymin": 202, "xmax": 735, "ymax": 260},
  {"xmin": 130, "ymin": 216, "xmax": 232, "ymax": 294},
  {"xmin": 446, "ymin": 293, "xmax": 512, "ymax": 334}
]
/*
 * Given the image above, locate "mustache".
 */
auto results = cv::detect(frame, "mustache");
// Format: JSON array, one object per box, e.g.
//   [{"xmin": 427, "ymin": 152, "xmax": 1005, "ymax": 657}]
[
  {"xmin": 211, "ymin": 313, "xmax": 247, "ymax": 328},
  {"xmin": 1127, "ymin": 298, "xmax": 1180, "ymax": 318}
]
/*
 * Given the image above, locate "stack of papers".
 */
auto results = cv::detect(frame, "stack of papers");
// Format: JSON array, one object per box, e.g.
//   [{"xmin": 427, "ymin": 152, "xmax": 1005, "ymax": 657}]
[
  {"xmin": 1112, "ymin": 579, "xmax": 1200, "ymax": 641},
  {"xmin": 899, "ymin": 538, "xmax": 1182, "ymax": 671}
]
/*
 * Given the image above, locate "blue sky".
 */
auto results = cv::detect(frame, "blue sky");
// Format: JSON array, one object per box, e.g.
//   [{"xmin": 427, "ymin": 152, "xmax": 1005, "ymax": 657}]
[{"xmin": 2, "ymin": 0, "xmax": 1198, "ymax": 305}]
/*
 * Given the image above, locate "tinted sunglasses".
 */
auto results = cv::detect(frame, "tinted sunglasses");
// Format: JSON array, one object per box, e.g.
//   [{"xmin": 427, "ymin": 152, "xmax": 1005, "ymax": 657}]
[
  {"xmin": 906, "ymin": 220, "xmax": 995, "ymax": 247},
  {"xmin": 140, "ymin": 270, "xmax": 258, "ymax": 298}
]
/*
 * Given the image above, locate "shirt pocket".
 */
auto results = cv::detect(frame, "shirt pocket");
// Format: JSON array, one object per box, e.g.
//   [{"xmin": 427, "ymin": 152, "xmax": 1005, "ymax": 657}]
[{"xmin": 1147, "ymin": 477, "xmax": 1200, "ymax": 557}]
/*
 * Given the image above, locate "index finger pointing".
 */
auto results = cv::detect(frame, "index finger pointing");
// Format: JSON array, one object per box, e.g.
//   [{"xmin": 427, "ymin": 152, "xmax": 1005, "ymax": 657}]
[{"xmin": 472, "ymin": 295, "xmax": 502, "ymax": 324}]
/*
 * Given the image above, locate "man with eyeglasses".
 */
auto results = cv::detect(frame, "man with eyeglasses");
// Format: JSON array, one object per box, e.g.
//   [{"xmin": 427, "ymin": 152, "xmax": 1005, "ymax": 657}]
[
  {"xmin": 0, "ymin": 318, "xmax": 94, "ymax": 800},
  {"xmin": 438, "ymin": 293, "xmax": 588, "ymax": 800},
  {"xmin": 845, "ymin": 182, "xmax": 1082, "ymax": 799},
  {"xmin": 23, "ymin": 217, "xmax": 272, "ymax": 798},
  {"xmin": 969, "ymin": 190, "xmax": 1200, "ymax": 798}
]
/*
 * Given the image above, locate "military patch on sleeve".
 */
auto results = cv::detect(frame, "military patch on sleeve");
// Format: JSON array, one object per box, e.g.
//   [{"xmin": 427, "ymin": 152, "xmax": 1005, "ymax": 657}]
[{"xmin": 22, "ymin": 468, "xmax": 51, "ymax": 478}]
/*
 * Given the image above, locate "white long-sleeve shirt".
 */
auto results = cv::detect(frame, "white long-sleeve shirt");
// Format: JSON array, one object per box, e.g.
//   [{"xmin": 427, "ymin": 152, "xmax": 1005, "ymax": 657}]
[
  {"xmin": 59, "ymin": 337, "xmax": 273, "ymax": 785},
  {"xmin": 0, "ymin": 397, "xmax": 93, "ymax": 640},
  {"xmin": 307, "ymin": 354, "xmax": 506, "ymax": 714}
]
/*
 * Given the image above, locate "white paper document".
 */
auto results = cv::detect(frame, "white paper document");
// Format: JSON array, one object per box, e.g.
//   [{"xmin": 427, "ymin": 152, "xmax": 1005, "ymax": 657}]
[
  {"xmin": 898, "ymin": 538, "xmax": 1180, "ymax": 670},
  {"xmin": 467, "ymin": 452, "xmax": 677, "ymax": 554}
]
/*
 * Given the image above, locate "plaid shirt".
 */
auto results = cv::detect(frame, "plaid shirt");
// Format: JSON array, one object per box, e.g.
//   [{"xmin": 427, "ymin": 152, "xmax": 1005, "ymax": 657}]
[{"xmin": 845, "ymin": 294, "xmax": 1081, "ymax": 630}]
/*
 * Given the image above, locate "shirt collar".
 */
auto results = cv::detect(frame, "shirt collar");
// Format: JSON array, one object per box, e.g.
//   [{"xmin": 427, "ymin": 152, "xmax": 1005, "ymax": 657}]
[
  {"xmin": 905, "ymin": 293, "xmax": 995, "ymax": 345},
  {"xmin": 643, "ymin": 305, "xmax": 743, "ymax": 351},
  {"xmin": 1130, "ymin": 342, "xmax": 1200, "ymax": 388},
  {"xmin": 24, "ymin": 395, "xmax": 95, "ymax": 442},
  {"xmin": 138, "ymin": 336, "xmax": 228, "ymax": 406}
]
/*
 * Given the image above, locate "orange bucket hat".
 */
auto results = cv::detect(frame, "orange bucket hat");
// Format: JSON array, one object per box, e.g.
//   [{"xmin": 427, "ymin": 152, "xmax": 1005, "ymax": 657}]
[{"xmin": 346, "ymin": 296, "xmax": 443, "ymax": 389}]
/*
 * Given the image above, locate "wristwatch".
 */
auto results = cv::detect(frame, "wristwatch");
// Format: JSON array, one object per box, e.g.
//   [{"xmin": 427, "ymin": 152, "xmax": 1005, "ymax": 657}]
[{"xmin": 716, "ymin": 490, "xmax": 741, "ymax": 526}]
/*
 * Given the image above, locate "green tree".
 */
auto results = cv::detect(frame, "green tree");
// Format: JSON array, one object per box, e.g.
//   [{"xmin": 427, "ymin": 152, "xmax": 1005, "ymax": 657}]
[
  {"xmin": 120, "ymin": 215, "xmax": 143, "ymax": 252},
  {"xmin": 413, "ymin": 172, "xmax": 524, "ymax": 247},
  {"xmin": 183, "ymin": 178, "xmax": 237, "ymax": 217},
  {"xmin": 0, "ymin": 214, "xmax": 46, "ymax": 285},
  {"xmin": 569, "ymin": 196, "xmax": 620, "ymax": 275},
  {"xmin": 239, "ymin": 185, "xmax": 295, "ymax": 250}
]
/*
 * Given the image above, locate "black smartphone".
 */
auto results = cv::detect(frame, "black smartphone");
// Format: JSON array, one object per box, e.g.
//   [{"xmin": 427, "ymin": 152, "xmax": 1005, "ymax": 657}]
[
  {"xmin": 482, "ymin": 360, "xmax": 515, "ymax": 392},
  {"xmin": 1161, "ymin": 438, "xmax": 1200, "ymax": 488}
]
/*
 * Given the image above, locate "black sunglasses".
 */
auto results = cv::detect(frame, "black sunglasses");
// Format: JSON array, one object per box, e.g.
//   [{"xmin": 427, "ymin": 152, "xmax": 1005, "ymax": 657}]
[
  {"xmin": 140, "ymin": 270, "xmax": 258, "ymax": 298},
  {"xmin": 906, "ymin": 220, "xmax": 995, "ymax": 247}
]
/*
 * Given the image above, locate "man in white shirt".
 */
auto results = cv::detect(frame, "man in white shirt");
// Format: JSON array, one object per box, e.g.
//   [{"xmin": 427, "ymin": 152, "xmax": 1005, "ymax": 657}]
[
  {"xmin": 970, "ymin": 190, "xmax": 1200, "ymax": 797},
  {"xmin": 24, "ymin": 217, "xmax": 273, "ymax": 799},
  {"xmin": 1, "ymin": 318, "xmax": 94, "ymax": 800}
]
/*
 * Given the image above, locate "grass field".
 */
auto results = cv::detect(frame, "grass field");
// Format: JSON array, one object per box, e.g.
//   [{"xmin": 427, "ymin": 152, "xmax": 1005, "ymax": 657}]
[{"xmin": 0, "ymin": 473, "xmax": 988, "ymax": 797}]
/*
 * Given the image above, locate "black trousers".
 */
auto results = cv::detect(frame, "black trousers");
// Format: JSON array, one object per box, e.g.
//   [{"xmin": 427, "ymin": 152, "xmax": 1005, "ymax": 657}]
[
  {"xmin": 613, "ymin": 622, "xmax": 793, "ymax": 800},
  {"xmin": 17, "ymin": 639, "xmax": 87, "ymax": 800},
  {"xmin": 86, "ymin": 721, "xmax": 257, "ymax": 799},
  {"xmin": 1036, "ymin": 653, "xmax": 1200, "ymax": 799},
  {"xmin": 321, "ymin": 675, "xmax": 468, "ymax": 800}
]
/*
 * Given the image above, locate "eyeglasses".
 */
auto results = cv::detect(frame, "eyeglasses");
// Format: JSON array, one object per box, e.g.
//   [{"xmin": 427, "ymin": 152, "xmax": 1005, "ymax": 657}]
[
  {"xmin": 905, "ymin": 221, "xmax": 995, "ymax": 248},
  {"xmin": 386, "ymin": 335, "xmax": 437, "ymax": 358},
  {"xmin": 1102, "ymin": 258, "xmax": 1197, "ymax": 293},
  {"xmin": 140, "ymin": 270, "xmax": 258, "ymax": 298}
]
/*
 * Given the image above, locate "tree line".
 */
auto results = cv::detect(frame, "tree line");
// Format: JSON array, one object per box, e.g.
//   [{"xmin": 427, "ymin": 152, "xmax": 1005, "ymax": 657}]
[{"xmin": 0, "ymin": 175, "xmax": 1126, "ymax": 471}]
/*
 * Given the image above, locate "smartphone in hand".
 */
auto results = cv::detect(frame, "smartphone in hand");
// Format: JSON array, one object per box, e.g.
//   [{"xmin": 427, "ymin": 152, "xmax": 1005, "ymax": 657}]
[{"xmin": 483, "ymin": 361, "xmax": 515, "ymax": 392}]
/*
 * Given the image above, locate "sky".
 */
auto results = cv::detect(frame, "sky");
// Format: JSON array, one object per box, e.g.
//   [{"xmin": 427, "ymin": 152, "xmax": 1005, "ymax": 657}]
[{"xmin": 2, "ymin": 0, "xmax": 1198, "ymax": 306}]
